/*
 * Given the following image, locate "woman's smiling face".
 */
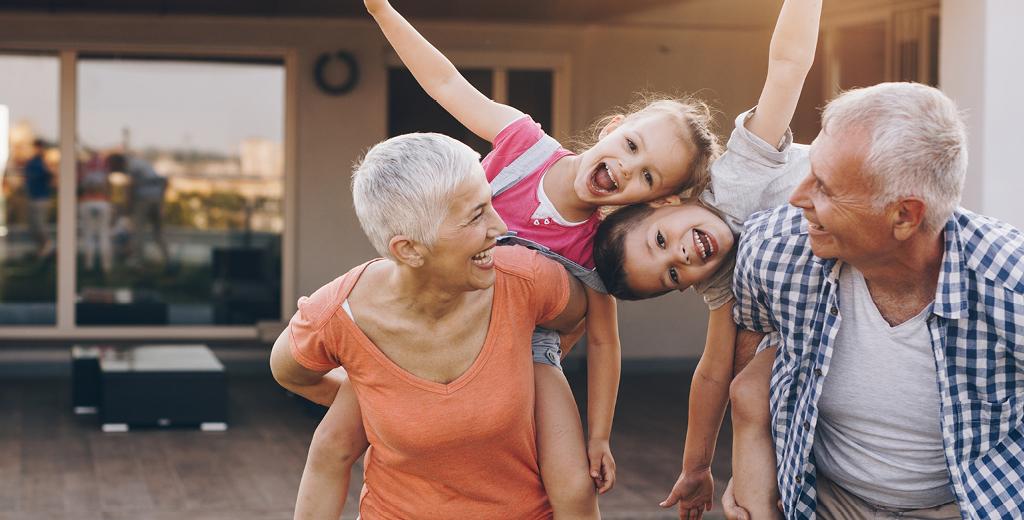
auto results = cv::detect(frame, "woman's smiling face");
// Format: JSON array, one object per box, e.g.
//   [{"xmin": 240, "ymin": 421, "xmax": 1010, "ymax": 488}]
[{"xmin": 619, "ymin": 202, "xmax": 735, "ymax": 297}]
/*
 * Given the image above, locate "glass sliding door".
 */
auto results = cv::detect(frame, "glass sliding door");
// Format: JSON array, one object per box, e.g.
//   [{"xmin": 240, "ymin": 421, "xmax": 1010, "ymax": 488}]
[
  {"xmin": 0, "ymin": 53, "xmax": 60, "ymax": 325},
  {"xmin": 76, "ymin": 56, "xmax": 285, "ymax": 326}
]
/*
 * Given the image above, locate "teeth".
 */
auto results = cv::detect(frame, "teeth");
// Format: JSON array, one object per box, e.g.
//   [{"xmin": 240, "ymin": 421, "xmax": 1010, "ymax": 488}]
[
  {"xmin": 472, "ymin": 248, "xmax": 493, "ymax": 263},
  {"xmin": 693, "ymin": 230, "xmax": 714, "ymax": 260}
]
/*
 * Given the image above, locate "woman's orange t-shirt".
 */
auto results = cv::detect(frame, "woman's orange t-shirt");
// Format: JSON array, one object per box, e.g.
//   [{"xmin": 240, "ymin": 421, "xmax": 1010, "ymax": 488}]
[{"xmin": 288, "ymin": 246, "xmax": 569, "ymax": 520}]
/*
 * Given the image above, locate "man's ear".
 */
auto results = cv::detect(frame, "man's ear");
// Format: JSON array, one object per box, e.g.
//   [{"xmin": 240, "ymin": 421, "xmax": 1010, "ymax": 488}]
[
  {"xmin": 388, "ymin": 235, "xmax": 427, "ymax": 267},
  {"xmin": 599, "ymin": 115, "xmax": 626, "ymax": 139},
  {"xmin": 892, "ymin": 198, "xmax": 927, "ymax": 241},
  {"xmin": 648, "ymin": 194, "xmax": 682, "ymax": 208}
]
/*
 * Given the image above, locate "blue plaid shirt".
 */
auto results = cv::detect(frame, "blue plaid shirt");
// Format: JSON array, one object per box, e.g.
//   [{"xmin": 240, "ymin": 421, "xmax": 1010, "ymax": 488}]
[{"xmin": 733, "ymin": 204, "xmax": 1024, "ymax": 519}]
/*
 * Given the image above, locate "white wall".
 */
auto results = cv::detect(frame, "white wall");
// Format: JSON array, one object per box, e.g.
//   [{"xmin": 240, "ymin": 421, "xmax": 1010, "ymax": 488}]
[
  {"xmin": 0, "ymin": 11, "xmax": 772, "ymax": 359},
  {"xmin": 940, "ymin": 0, "xmax": 1024, "ymax": 228}
]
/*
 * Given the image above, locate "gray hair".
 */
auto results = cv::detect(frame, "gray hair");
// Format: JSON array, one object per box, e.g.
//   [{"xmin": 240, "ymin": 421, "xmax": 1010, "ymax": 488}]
[
  {"xmin": 352, "ymin": 133, "xmax": 482, "ymax": 259},
  {"xmin": 822, "ymin": 82, "xmax": 968, "ymax": 231}
]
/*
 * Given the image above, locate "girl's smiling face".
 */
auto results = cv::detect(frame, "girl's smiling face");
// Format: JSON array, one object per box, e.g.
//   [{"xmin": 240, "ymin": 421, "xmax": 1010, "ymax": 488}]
[
  {"xmin": 619, "ymin": 202, "xmax": 735, "ymax": 297},
  {"xmin": 573, "ymin": 112, "xmax": 697, "ymax": 206}
]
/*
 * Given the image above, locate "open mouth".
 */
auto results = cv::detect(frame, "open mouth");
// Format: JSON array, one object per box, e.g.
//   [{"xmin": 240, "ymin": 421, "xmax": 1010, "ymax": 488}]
[
  {"xmin": 471, "ymin": 245, "xmax": 495, "ymax": 268},
  {"xmin": 692, "ymin": 229, "xmax": 717, "ymax": 261},
  {"xmin": 588, "ymin": 162, "xmax": 619, "ymax": 195}
]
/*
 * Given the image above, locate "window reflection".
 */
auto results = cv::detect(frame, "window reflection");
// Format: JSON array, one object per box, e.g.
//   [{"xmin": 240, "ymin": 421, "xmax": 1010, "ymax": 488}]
[
  {"xmin": 0, "ymin": 53, "xmax": 59, "ymax": 325},
  {"xmin": 76, "ymin": 57, "xmax": 284, "ymax": 326}
]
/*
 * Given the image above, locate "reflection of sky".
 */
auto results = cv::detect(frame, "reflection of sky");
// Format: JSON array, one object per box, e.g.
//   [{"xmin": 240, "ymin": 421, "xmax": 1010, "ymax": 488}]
[{"xmin": 0, "ymin": 55, "xmax": 284, "ymax": 156}]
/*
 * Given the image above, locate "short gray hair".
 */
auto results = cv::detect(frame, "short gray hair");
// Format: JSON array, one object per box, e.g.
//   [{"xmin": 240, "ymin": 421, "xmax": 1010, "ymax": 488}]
[
  {"xmin": 822, "ymin": 82, "xmax": 968, "ymax": 231},
  {"xmin": 352, "ymin": 133, "xmax": 482, "ymax": 259}
]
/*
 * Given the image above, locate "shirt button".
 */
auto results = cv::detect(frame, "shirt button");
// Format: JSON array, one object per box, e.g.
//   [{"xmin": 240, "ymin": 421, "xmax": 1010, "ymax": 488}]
[
  {"xmin": 795, "ymin": 475, "xmax": 802, "ymax": 484},
  {"xmin": 803, "ymin": 420, "xmax": 810, "ymax": 429},
  {"xmin": 533, "ymin": 219, "xmax": 540, "ymax": 225},
  {"xmin": 814, "ymin": 368, "xmax": 823, "ymax": 377},
  {"xmin": 829, "ymin": 306, "xmax": 839, "ymax": 316}
]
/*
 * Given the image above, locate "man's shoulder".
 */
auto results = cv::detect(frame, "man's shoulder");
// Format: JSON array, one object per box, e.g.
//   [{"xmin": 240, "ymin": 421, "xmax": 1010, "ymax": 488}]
[
  {"xmin": 956, "ymin": 209, "xmax": 1024, "ymax": 295},
  {"xmin": 740, "ymin": 204, "xmax": 811, "ymax": 256}
]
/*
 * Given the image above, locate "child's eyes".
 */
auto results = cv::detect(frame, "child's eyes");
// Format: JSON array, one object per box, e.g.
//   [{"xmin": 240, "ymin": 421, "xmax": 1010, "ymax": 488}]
[
  {"xmin": 626, "ymin": 138, "xmax": 637, "ymax": 152},
  {"xmin": 656, "ymin": 230, "xmax": 666, "ymax": 248},
  {"xmin": 643, "ymin": 170, "xmax": 653, "ymax": 187},
  {"xmin": 669, "ymin": 267, "xmax": 679, "ymax": 285}
]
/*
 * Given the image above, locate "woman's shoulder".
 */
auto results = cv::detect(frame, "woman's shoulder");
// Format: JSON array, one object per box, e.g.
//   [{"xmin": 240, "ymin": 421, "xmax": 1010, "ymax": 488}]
[{"xmin": 297, "ymin": 260, "xmax": 380, "ymax": 329}]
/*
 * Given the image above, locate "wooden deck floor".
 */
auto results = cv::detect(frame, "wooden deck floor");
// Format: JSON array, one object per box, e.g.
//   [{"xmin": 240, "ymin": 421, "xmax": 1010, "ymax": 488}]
[{"xmin": 0, "ymin": 369, "xmax": 733, "ymax": 520}]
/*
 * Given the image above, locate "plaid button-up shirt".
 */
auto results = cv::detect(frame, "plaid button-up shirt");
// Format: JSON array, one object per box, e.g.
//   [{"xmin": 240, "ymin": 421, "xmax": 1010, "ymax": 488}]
[{"xmin": 733, "ymin": 204, "xmax": 1024, "ymax": 519}]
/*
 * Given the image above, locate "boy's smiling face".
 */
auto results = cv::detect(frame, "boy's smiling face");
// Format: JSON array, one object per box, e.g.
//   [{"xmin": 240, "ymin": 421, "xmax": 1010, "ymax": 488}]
[{"xmin": 619, "ymin": 202, "xmax": 734, "ymax": 297}]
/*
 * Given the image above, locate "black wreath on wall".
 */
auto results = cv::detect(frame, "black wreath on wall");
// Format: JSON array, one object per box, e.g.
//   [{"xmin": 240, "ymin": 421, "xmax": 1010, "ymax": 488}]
[{"xmin": 314, "ymin": 51, "xmax": 360, "ymax": 96}]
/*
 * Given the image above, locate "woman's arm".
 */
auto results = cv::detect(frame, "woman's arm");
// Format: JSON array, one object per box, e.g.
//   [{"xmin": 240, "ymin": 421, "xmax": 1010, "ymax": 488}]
[
  {"xmin": 365, "ymin": 0, "xmax": 523, "ymax": 142},
  {"xmin": 661, "ymin": 303, "xmax": 736, "ymax": 518},
  {"xmin": 583, "ymin": 289, "xmax": 621, "ymax": 494},
  {"xmin": 269, "ymin": 328, "xmax": 345, "ymax": 406},
  {"xmin": 745, "ymin": 0, "xmax": 822, "ymax": 148}
]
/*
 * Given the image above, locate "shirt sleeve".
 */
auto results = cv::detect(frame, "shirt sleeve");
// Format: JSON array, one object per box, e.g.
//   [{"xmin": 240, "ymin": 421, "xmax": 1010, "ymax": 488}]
[
  {"xmin": 288, "ymin": 277, "xmax": 346, "ymax": 372},
  {"xmin": 732, "ymin": 233, "xmax": 776, "ymax": 334},
  {"xmin": 693, "ymin": 255, "xmax": 737, "ymax": 310},
  {"xmin": 699, "ymin": 107, "xmax": 809, "ymax": 236},
  {"xmin": 529, "ymin": 251, "xmax": 571, "ymax": 324},
  {"xmin": 481, "ymin": 114, "xmax": 542, "ymax": 183}
]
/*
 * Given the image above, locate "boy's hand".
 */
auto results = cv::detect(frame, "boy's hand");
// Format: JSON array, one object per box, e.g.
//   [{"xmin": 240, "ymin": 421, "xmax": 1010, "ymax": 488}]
[
  {"xmin": 660, "ymin": 467, "xmax": 714, "ymax": 520},
  {"xmin": 364, "ymin": 0, "xmax": 390, "ymax": 14},
  {"xmin": 587, "ymin": 438, "xmax": 616, "ymax": 494}
]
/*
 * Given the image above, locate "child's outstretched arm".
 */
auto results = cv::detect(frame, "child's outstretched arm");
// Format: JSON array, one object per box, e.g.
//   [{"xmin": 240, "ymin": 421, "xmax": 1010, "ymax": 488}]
[
  {"xmin": 583, "ymin": 289, "xmax": 622, "ymax": 494},
  {"xmin": 745, "ymin": 0, "xmax": 823, "ymax": 148},
  {"xmin": 660, "ymin": 303, "xmax": 736, "ymax": 520},
  {"xmin": 365, "ymin": 0, "xmax": 522, "ymax": 142}
]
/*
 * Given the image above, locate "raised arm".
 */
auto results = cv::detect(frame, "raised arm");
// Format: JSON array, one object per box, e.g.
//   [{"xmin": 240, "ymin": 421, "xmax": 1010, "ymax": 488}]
[
  {"xmin": 365, "ymin": 0, "xmax": 523, "ymax": 141},
  {"xmin": 745, "ymin": 0, "xmax": 822, "ymax": 148}
]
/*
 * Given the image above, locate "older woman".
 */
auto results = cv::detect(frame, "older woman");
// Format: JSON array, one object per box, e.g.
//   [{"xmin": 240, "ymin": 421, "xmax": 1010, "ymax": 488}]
[{"xmin": 270, "ymin": 133, "xmax": 587, "ymax": 519}]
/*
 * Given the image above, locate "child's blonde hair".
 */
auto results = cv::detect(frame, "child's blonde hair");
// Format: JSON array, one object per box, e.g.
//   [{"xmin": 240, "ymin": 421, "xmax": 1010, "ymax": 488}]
[{"xmin": 572, "ymin": 92, "xmax": 722, "ymax": 199}]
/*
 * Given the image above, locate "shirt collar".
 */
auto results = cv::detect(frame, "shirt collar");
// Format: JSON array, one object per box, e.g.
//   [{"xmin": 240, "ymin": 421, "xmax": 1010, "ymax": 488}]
[{"xmin": 933, "ymin": 213, "xmax": 969, "ymax": 319}]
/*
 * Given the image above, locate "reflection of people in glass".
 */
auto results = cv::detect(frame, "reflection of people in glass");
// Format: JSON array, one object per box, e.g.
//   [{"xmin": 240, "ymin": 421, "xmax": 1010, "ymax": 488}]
[
  {"xmin": 107, "ymin": 153, "xmax": 169, "ymax": 265},
  {"xmin": 78, "ymin": 150, "xmax": 112, "ymax": 274},
  {"xmin": 24, "ymin": 138, "xmax": 54, "ymax": 258}
]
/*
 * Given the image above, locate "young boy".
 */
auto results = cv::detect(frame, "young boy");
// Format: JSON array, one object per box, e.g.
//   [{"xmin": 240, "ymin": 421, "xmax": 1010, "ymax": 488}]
[{"xmin": 594, "ymin": 0, "xmax": 822, "ymax": 517}]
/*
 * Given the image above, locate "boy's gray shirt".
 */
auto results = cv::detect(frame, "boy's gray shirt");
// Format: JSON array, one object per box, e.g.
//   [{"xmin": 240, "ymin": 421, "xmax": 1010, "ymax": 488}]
[{"xmin": 695, "ymin": 108, "xmax": 810, "ymax": 309}]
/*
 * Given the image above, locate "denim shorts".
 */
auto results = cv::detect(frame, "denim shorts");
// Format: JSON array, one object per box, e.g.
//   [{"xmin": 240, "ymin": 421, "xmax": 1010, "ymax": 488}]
[{"xmin": 531, "ymin": 327, "xmax": 563, "ymax": 370}]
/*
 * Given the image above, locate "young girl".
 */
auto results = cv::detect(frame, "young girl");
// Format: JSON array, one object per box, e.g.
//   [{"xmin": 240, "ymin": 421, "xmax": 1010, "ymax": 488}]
[
  {"xmin": 593, "ymin": 0, "xmax": 822, "ymax": 518},
  {"xmin": 294, "ymin": 0, "xmax": 721, "ymax": 517}
]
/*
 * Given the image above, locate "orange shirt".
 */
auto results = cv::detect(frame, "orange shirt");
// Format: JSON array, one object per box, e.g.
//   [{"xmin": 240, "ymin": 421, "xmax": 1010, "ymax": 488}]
[{"xmin": 288, "ymin": 246, "xmax": 569, "ymax": 520}]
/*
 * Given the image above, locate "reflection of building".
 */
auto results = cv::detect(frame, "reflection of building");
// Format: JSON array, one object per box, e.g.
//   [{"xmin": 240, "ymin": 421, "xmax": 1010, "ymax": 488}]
[{"xmin": 240, "ymin": 138, "xmax": 283, "ymax": 179}]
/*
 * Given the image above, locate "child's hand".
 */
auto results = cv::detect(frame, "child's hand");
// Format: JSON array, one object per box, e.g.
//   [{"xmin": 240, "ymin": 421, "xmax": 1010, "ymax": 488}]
[
  {"xmin": 660, "ymin": 467, "xmax": 714, "ymax": 520},
  {"xmin": 587, "ymin": 438, "xmax": 616, "ymax": 494},
  {"xmin": 363, "ymin": 0, "xmax": 391, "ymax": 14}
]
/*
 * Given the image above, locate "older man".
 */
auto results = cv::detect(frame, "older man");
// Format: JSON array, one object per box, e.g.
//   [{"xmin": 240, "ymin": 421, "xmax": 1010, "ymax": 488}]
[{"xmin": 726, "ymin": 82, "xmax": 1024, "ymax": 519}]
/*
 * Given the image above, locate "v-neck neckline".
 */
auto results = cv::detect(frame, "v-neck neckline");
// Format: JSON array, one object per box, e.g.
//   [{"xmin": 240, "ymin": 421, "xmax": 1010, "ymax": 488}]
[{"xmin": 338, "ymin": 259, "xmax": 502, "ymax": 395}]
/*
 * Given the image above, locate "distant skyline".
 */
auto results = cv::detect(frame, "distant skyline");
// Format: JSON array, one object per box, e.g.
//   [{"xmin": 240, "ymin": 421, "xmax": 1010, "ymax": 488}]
[{"xmin": 0, "ymin": 54, "xmax": 284, "ymax": 155}]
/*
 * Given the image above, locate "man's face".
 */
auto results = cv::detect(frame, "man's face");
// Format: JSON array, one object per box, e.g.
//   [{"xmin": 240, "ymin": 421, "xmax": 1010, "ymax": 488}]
[{"xmin": 788, "ymin": 126, "xmax": 896, "ymax": 264}]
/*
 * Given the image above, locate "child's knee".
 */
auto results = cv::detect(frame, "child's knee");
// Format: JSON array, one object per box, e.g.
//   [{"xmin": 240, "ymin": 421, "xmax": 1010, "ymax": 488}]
[
  {"xmin": 546, "ymin": 472, "xmax": 598, "ymax": 516},
  {"xmin": 729, "ymin": 365, "xmax": 770, "ymax": 426}
]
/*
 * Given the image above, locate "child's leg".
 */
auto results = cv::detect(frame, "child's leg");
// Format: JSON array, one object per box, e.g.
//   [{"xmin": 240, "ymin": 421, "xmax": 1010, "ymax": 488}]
[
  {"xmin": 533, "ymin": 329, "xmax": 600, "ymax": 519},
  {"xmin": 729, "ymin": 346, "xmax": 781, "ymax": 519},
  {"xmin": 295, "ymin": 372, "xmax": 369, "ymax": 520}
]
